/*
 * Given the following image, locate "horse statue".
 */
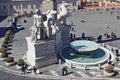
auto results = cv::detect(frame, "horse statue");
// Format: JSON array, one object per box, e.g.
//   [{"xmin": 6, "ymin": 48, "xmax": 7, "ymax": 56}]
[
  {"xmin": 43, "ymin": 10, "xmax": 59, "ymax": 39},
  {"xmin": 57, "ymin": 1, "xmax": 69, "ymax": 24}
]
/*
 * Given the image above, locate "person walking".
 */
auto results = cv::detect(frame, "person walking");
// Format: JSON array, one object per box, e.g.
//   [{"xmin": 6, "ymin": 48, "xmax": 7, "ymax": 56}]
[
  {"xmin": 21, "ymin": 64, "xmax": 25, "ymax": 74},
  {"xmin": 24, "ymin": 63, "xmax": 28, "ymax": 72},
  {"xmin": 73, "ymin": 34, "xmax": 76, "ymax": 39},
  {"xmin": 33, "ymin": 66, "xmax": 37, "ymax": 74}
]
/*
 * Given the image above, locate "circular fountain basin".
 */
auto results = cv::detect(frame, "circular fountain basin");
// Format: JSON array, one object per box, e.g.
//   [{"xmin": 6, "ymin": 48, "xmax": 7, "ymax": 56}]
[
  {"xmin": 70, "ymin": 40, "xmax": 99, "ymax": 54},
  {"xmin": 60, "ymin": 46, "xmax": 110, "ymax": 67}
]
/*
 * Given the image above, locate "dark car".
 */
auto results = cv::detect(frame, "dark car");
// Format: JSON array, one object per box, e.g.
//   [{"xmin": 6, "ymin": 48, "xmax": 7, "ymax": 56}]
[{"xmin": 16, "ymin": 24, "xmax": 24, "ymax": 30}]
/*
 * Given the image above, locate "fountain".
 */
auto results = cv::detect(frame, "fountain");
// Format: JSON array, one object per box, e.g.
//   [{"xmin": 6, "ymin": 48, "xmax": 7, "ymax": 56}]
[
  {"xmin": 70, "ymin": 40, "xmax": 99, "ymax": 54},
  {"xmin": 60, "ymin": 40, "xmax": 114, "ymax": 68}
]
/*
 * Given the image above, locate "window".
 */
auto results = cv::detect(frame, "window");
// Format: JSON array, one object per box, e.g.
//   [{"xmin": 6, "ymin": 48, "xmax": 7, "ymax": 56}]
[
  {"xmin": 16, "ymin": 4, "xmax": 21, "ymax": 9},
  {"xmin": 36, "ymin": 4, "xmax": 40, "ymax": 9},
  {"xmin": 23, "ymin": 4, "xmax": 27, "ymax": 9}
]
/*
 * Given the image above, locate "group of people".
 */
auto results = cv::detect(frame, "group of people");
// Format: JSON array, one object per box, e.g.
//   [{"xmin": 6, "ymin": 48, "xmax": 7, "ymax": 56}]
[
  {"xmin": 97, "ymin": 32, "xmax": 117, "ymax": 42},
  {"xmin": 21, "ymin": 63, "xmax": 28, "ymax": 74},
  {"xmin": 21, "ymin": 63, "xmax": 37, "ymax": 74},
  {"xmin": 104, "ymin": 32, "xmax": 117, "ymax": 39}
]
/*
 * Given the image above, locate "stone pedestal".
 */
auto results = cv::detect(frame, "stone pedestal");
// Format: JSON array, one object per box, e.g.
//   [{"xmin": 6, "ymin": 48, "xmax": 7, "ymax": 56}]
[{"xmin": 26, "ymin": 37, "xmax": 57, "ymax": 68}]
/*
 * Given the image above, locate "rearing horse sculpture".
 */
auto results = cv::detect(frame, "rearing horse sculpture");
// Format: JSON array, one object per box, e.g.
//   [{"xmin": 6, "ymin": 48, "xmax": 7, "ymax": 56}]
[
  {"xmin": 43, "ymin": 10, "xmax": 58, "ymax": 39},
  {"xmin": 57, "ymin": 1, "xmax": 69, "ymax": 24}
]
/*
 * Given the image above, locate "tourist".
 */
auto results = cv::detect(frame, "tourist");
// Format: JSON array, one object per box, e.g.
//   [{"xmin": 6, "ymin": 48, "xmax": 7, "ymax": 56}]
[
  {"xmin": 82, "ymin": 32, "xmax": 85, "ymax": 38},
  {"xmin": 81, "ymin": 18, "xmax": 84, "ymax": 23},
  {"xmin": 106, "ymin": 33, "xmax": 110, "ymax": 38},
  {"xmin": 105, "ymin": 24, "xmax": 109, "ymax": 28},
  {"xmin": 24, "ymin": 62, "xmax": 28, "ymax": 71},
  {"xmin": 97, "ymin": 35, "xmax": 102, "ymax": 42},
  {"xmin": 70, "ymin": 33, "xmax": 73, "ymax": 39},
  {"xmin": 115, "ymin": 48, "xmax": 119, "ymax": 56},
  {"xmin": 111, "ymin": 32, "xmax": 114, "ymax": 38},
  {"xmin": 71, "ymin": 27, "xmax": 74, "ymax": 31},
  {"xmin": 73, "ymin": 34, "xmax": 76, "ymax": 39},
  {"xmin": 117, "ymin": 16, "xmax": 120, "ymax": 20},
  {"xmin": 33, "ymin": 66, "xmax": 37, "ymax": 74},
  {"xmin": 113, "ymin": 33, "xmax": 117, "ymax": 38},
  {"xmin": 62, "ymin": 66, "xmax": 68, "ymax": 76},
  {"xmin": 115, "ymin": 57, "xmax": 119, "ymax": 61},
  {"xmin": 21, "ymin": 64, "xmax": 25, "ymax": 74}
]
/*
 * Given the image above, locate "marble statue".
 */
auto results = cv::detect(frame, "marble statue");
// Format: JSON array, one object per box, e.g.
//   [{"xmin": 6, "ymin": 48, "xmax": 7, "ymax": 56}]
[
  {"xmin": 57, "ymin": 1, "xmax": 69, "ymax": 24},
  {"xmin": 43, "ymin": 10, "xmax": 58, "ymax": 39},
  {"xmin": 30, "ymin": 25, "xmax": 38, "ymax": 42},
  {"xmin": 31, "ymin": 9, "xmax": 43, "ymax": 42}
]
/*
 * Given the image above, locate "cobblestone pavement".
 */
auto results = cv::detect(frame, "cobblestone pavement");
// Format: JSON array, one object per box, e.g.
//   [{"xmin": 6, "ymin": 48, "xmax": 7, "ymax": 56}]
[{"xmin": 0, "ymin": 8, "xmax": 120, "ymax": 80}]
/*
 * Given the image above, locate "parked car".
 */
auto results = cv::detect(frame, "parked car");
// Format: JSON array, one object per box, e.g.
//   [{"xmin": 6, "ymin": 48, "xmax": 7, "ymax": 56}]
[{"xmin": 16, "ymin": 24, "xmax": 24, "ymax": 30}]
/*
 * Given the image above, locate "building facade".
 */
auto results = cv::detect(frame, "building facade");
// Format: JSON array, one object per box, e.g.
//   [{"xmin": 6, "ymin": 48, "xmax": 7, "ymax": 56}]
[
  {"xmin": 0, "ymin": 0, "xmax": 43, "ymax": 16},
  {"xmin": 0, "ymin": 0, "xmax": 80, "ymax": 16}
]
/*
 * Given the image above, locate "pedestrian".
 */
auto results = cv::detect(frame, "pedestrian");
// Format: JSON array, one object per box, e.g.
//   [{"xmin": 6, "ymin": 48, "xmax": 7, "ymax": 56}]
[
  {"xmin": 73, "ymin": 34, "xmax": 76, "ymax": 39},
  {"xmin": 21, "ymin": 64, "xmax": 25, "ymax": 74},
  {"xmin": 33, "ymin": 66, "xmax": 37, "ymax": 74},
  {"xmin": 82, "ymin": 32, "xmax": 85, "ymax": 38},
  {"xmin": 24, "ymin": 62, "xmax": 28, "ymax": 71},
  {"xmin": 113, "ymin": 33, "xmax": 117, "ymax": 38},
  {"xmin": 107, "ymin": 33, "xmax": 110, "ymax": 38},
  {"xmin": 62, "ymin": 66, "xmax": 68, "ymax": 76},
  {"xmin": 8, "ymin": 19, "xmax": 9, "ymax": 22},
  {"xmin": 115, "ymin": 48, "xmax": 119, "ymax": 56},
  {"xmin": 105, "ymin": 24, "xmax": 109, "ymax": 28},
  {"xmin": 71, "ymin": 27, "xmax": 74, "ymax": 31},
  {"xmin": 70, "ymin": 33, "xmax": 73, "ymax": 39},
  {"xmin": 111, "ymin": 32, "xmax": 114, "ymax": 38}
]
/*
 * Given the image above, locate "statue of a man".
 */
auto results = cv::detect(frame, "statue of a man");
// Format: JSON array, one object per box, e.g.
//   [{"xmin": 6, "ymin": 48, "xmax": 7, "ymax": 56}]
[
  {"xmin": 30, "ymin": 26, "xmax": 38, "ymax": 42},
  {"xmin": 32, "ymin": 9, "xmax": 44, "ymax": 40}
]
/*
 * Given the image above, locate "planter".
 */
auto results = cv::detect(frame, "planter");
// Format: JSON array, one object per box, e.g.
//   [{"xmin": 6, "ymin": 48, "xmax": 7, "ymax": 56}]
[
  {"xmin": 104, "ymin": 70, "xmax": 114, "ymax": 77},
  {"xmin": 16, "ymin": 65, "xmax": 22, "ymax": 70},
  {"xmin": 0, "ymin": 53, "xmax": 2, "ymax": 56},
  {"xmin": 1, "ymin": 57, "xmax": 7, "ymax": 61},
  {"xmin": 6, "ymin": 62, "xmax": 15, "ymax": 66}
]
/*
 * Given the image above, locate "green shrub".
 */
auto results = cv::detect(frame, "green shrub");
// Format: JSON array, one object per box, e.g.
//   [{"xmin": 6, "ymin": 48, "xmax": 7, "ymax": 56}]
[
  {"xmin": 3, "ymin": 39, "xmax": 8, "ymax": 44},
  {"xmin": 0, "ymin": 47, "xmax": 7, "ymax": 53},
  {"xmin": 6, "ymin": 57, "xmax": 14, "ymax": 63},
  {"xmin": 104, "ymin": 64, "xmax": 114, "ymax": 73},
  {"xmin": 6, "ymin": 29, "xmax": 11, "ymax": 35},
  {"xmin": 4, "ymin": 35, "xmax": 9, "ymax": 41},
  {"xmin": 17, "ymin": 59, "xmax": 24, "ymax": 66},
  {"xmin": 1, "ymin": 42, "xmax": 7, "ymax": 48},
  {"xmin": 1, "ymin": 53, "xmax": 8, "ymax": 58}
]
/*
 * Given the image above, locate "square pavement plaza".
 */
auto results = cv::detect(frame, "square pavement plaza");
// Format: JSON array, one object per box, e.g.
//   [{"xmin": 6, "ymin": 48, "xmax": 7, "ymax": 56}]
[{"xmin": 67, "ymin": 8, "xmax": 120, "ymax": 48}]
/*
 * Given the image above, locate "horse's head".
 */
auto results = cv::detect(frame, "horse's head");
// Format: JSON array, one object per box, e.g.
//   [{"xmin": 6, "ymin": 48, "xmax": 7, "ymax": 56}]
[
  {"xmin": 46, "ymin": 10, "xmax": 57, "ymax": 18},
  {"xmin": 61, "ymin": 1, "xmax": 69, "ymax": 8},
  {"xmin": 57, "ymin": 2, "xmax": 69, "ymax": 20},
  {"xmin": 63, "ymin": 3, "xmax": 69, "ymax": 7}
]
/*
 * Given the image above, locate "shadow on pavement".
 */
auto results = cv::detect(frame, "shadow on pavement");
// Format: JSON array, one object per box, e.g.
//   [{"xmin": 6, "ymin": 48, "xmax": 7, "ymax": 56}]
[
  {"xmin": 0, "ymin": 27, "xmax": 8, "ymax": 38},
  {"xmin": 0, "ymin": 16, "xmax": 7, "ymax": 22}
]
